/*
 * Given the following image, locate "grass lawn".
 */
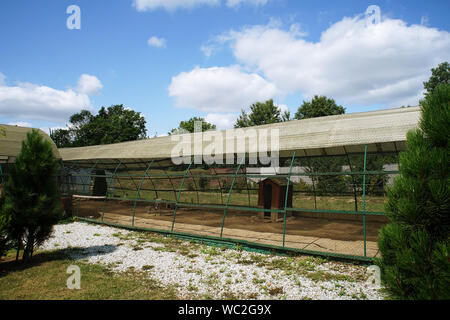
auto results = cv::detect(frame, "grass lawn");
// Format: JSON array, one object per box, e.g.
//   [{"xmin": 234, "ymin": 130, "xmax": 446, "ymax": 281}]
[{"xmin": 0, "ymin": 249, "xmax": 178, "ymax": 300}]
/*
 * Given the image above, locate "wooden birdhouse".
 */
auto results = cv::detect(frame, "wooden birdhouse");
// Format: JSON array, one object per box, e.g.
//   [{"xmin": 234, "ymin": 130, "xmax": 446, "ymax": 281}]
[{"xmin": 257, "ymin": 178, "xmax": 293, "ymax": 222}]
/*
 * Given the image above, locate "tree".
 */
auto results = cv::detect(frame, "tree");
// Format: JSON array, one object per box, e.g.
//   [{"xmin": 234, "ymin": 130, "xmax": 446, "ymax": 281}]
[
  {"xmin": 294, "ymin": 95, "xmax": 345, "ymax": 120},
  {"xmin": 49, "ymin": 128, "xmax": 71, "ymax": 148},
  {"xmin": 1, "ymin": 130, "xmax": 64, "ymax": 262},
  {"xmin": 376, "ymin": 83, "xmax": 450, "ymax": 299},
  {"xmin": 0, "ymin": 196, "xmax": 10, "ymax": 257},
  {"xmin": 234, "ymin": 99, "xmax": 288, "ymax": 128},
  {"xmin": 294, "ymin": 95, "xmax": 346, "ymax": 194},
  {"xmin": 169, "ymin": 117, "xmax": 216, "ymax": 135},
  {"xmin": 423, "ymin": 62, "xmax": 450, "ymax": 97},
  {"xmin": 50, "ymin": 105, "xmax": 147, "ymax": 147}
]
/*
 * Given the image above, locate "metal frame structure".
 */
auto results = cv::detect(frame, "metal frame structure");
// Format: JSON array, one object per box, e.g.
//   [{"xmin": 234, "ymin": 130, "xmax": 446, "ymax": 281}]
[{"xmin": 63, "ymin": 146, "xmax": 399, "ymax": 262}]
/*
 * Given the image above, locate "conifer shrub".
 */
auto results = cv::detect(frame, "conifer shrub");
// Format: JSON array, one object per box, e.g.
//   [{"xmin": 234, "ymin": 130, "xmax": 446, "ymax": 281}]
[
  {"xmin": 1, "ymin": 129, "xmax": 64, "ymax": 262},
  {"xmin": 376, "ymin": 84, "xmax": 450, "ymax": 299}
]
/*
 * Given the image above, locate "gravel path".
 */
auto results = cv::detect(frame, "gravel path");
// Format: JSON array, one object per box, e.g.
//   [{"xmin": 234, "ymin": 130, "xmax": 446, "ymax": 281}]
[{"xmin": 39, "ymin": 222, "xmax": 386, "ymax": 300}]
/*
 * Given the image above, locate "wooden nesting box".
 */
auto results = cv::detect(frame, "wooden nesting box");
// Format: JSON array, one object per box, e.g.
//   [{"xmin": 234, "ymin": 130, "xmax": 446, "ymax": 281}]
[{"xmin": 257, "ymin": 178, "xmax": 293, "ymax": 222}]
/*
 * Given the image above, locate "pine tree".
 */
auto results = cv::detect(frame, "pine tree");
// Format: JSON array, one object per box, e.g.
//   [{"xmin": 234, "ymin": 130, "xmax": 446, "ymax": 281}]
[
  {"xmin": 2, "ymin": 129, "xmax": 64, "ymax": 262},
  {"xmin": 0, "ymin": 195, "xmax": 11, "ymax": 257},
  {"xmin": 376, "ymin": 83, "xmax": 450, "ymax": 299}
]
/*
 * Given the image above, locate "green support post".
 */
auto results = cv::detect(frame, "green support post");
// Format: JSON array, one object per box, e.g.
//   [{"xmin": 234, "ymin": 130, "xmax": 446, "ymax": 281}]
[
  {"xmin": 211, "ymin": 167, "xmax": 224, "ymax": 205},
  {"xmin": 132, "ymin": 160, "xmax": 155, "ymax": 227},
  {"xmin": 220, "ymin": 156, "xmax": 245, "ymax": 238},
  {"xmin": 101, "ymin": 160, "xmax": 123, "ymax": 221},
  {"xmin": 0, "ymin": 163, "xmax": 3, "ymax": 184},
  {"xmin": 283, "ymin": 151, "xmax": 296, "ymax": 247},
  {"xmin": 362, "ymin": 145, "xmax": 368, "ymax": 257},
  {"xmin": 306, "ymin": 157, "xmax": 318, "ymax": 209},
  {"xmin": 171, "ymin": 157, "xmax": 195, "ymax": 232}
]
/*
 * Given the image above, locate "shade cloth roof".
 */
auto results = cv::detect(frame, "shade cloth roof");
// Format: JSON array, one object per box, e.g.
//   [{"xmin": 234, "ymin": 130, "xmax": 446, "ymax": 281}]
[
  {"xmin": 0, "ymin": 124, "xmax": 61, "ymax": 163},
  {"xmin": 59, "ymin": 106, "xmax": 420, "ymax": 167}
]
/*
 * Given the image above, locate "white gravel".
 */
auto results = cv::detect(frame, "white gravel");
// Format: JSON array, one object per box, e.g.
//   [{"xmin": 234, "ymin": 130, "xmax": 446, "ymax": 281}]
[{"xmin": 39, "ymin": 222, "xmax": 386, "ymax": 300}]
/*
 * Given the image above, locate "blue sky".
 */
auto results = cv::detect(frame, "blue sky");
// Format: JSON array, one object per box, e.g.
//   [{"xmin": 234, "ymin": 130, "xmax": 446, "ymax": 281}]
[{"xmin": 0, "ymin": 0, "xmax": 449, "ymax": 137}]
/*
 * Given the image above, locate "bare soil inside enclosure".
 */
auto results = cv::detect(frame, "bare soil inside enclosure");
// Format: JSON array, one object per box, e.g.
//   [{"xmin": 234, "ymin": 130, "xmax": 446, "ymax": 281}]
[{"xmin": 74, "ymin": 199, "xmax": 386, "ymax": 242}]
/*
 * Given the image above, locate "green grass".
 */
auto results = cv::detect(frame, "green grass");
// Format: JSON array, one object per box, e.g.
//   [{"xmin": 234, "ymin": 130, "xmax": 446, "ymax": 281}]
[{"xmin": 0, "ymin": 249, "xmax": 178, "ymax": 300}]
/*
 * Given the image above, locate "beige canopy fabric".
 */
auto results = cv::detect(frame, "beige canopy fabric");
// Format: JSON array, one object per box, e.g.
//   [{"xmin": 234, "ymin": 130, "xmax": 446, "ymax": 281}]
[
  {"xmin": 59, "ymin": 107, "xmax": 421, "ymax": 168},
  {"xmin": 0, "ymin": 124, "xmax": 61, "ymax": 163}
]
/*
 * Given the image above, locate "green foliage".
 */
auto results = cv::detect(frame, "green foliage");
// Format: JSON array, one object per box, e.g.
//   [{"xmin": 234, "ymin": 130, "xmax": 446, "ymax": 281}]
[
  {"xmin": 0, "ymin": 195, "xmax": 11, "ymax": 257},
  {"xmin": 1, "ymin": 130, "xmax": 64, "ymax": 262},
  {"xmin": 423, "ymin": 62, "xmax": 450, "ymax": 97},
  {"xmin": 294, "ymin": 95, "xmax": 345, "ymax": 120},
  {"xmin": 234, "ymin": 99, "xmax": 288, "ymax": 128},
  {"xmin": 306, "ymin": 157, "xmax": 347, "ymax": 196},
  {"xmin": 376, "ymin": 83, "xmax": 450, "ymax": 300},
  {"xmin": 50, "ymin": 105, "xmax": 147, "ymax": 147},
  {"xmin": 346, "ymin": 153, "xmax": 397, "ymax": 196},
  {"xmin": 169, "ymin": 117, "xmax": 216, "ymax": 135},
  {"xmin": 198, "ymin": 176, "xmax": 208, "ymax": 192}
]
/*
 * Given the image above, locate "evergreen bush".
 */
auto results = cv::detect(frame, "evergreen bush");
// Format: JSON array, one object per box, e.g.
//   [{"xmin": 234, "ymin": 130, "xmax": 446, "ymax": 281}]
[
  {"xmin": 376, "ymin": 84, "xmax": 450, "ymax": 299},
  {"xmin": 1, "ymin": 129, "xmax": 64, "ymax": 262}
]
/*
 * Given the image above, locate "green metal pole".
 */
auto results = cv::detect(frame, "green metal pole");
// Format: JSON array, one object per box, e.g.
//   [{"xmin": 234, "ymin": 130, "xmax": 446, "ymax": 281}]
[
  {"xmin": 220, "ymin": 156, "xmax": 245, "ymax": 238},
  {"xmin": 101, "ymin": 160, "xmax": 122, "ymax": 221},
  {"xmin": 283, "ymin": 151, "xmax": 296, "ymax": 247},
  {"xmin": 211, "ymin": 167, "xmax": 224, "ymax": 205},
  {"xmin": 171, "ymin": 158, "xmax": 195, "ymax": 232},
  {"xmin": 362, "ymin": 145, "xmax": 368, "ymax": 257},
  {"xmin": 132, "ymin": 160, "xmax": 155, "ymax": 227},
  {"xmin": 306, "ymin": 157, "xmax": 318, "ymax": 209}
]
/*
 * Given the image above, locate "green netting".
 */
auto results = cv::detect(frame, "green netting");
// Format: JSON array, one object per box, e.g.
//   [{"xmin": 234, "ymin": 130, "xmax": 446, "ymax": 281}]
[{"xmin": 58, "ymin": 147, "xmax": 399, "ymax": 261}]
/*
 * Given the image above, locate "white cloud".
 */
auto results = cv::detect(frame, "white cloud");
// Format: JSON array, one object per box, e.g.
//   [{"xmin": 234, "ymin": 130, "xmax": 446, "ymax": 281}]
[
  {"xmin": 276, "ymin": 103, "xmax": 289, "ymax": 113},
  {"xmin": 204, "ymin": 112, "xmax": 237, "ymax": 129},
  {"xmin": 147, "ymin": 36, "xmax": 167, "ymax": 48},
  {"xmin": 133, "ymin": 0, "xmax": 220, "ymax": 12},
  {"xmin": 168, "ymin": 65, "xmax": 279, "ymax": 112},
  {"xmin": 226, "ymin": 0, "xmax": 268, "ymax": 8},
  {"xmin": 133, "ymin": 0, "xmax": 268, "ymax": 11},
  {"xmin": 0, "ymin": 75, "xmax": 94, "ymax": 123},
  {"xmin": 76, "ymin": 74, "xmax": 103, "ymax": 95},
  {"xmin": 220, "ymin": 16, "xmax": 450, "ymax": 107}
]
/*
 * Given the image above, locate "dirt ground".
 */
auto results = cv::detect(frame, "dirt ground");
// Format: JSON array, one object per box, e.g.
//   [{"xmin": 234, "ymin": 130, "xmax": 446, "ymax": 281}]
[{"xmin": 74, "ymin": 199, "xmax": 386, "ymax": 243}]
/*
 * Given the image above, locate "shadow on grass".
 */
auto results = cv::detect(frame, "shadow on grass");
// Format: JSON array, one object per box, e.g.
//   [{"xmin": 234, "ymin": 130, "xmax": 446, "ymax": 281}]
[{"xmin": 0, "ymin": 244, "xmax": 118, "ymax": 278}]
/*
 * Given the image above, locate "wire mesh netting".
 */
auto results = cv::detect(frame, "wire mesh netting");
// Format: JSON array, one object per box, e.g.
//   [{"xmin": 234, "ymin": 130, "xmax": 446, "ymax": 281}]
[{"xmin": 55, "ymin": 147, "xmax": 399, "ymax": 261}]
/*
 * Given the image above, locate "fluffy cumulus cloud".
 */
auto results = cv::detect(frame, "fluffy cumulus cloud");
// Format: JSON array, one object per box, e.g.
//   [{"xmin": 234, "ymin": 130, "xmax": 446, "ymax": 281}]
[
  {"xmin": 222, "ymin": 15, "xmax": 450, "ymax": 107},
  {"xmin": 168, "ymin": 65, "xmax": 279, "ymax": 112},
  {"xmin": 204, "ymin": 112, "xmax": 237, "ymax": 129},
  {"xmin": 133, "ymin": 0, "xmax": 220, "ymax": 12},
  {"xmin": 133, "ymin": 0, "xmax": 268, "ymax": 11},
  {"xmin": 76, "ymin": 74, "xmax": 103, "ymax": 95},
  {"xmin": 147, "ymin": 36, "xmax": 167, "ymax": 48},
  {"xmin": 226, "ymin": 0, "xmax": 268, "ymax": 8},
  {"xmin": 0, "ymin": 74, "xmax": 99, "ymax": 123}
]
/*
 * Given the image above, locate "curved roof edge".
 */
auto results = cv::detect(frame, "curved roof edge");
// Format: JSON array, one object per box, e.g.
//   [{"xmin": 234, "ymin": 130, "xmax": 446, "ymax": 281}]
[
  {"xmin": 59, "ymin": 106, "xmax": 421, "ymax": 164},
  {"xmin": 0, "ymin": 124, "xmax": 61, "ymax": 163}
]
